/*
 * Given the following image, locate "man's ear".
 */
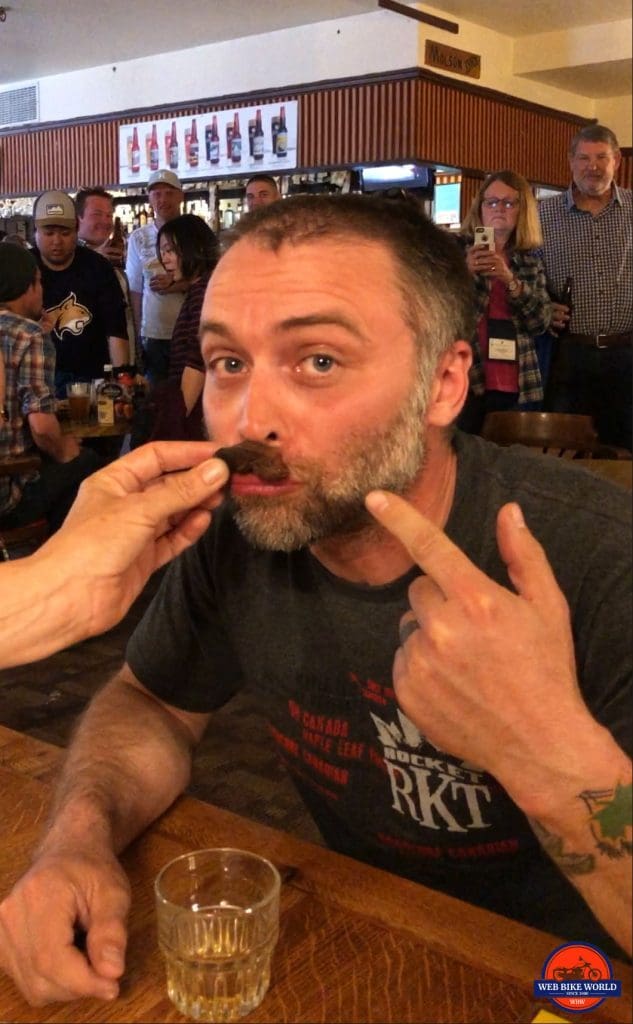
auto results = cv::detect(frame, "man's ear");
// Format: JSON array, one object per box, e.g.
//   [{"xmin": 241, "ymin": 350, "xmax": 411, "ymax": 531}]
[{"xmin": 425, "ymin": 341, "xmax": 472, "ymax": 428}]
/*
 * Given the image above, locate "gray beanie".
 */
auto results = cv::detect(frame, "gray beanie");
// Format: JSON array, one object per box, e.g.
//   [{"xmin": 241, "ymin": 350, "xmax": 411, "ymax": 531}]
[{"xmin": 0, "ymin": 243, "xmax": 38, "ymax": 303}]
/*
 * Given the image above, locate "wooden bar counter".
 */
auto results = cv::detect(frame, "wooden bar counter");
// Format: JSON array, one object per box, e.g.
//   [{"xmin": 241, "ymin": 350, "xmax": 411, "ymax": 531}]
[{"xmin": 0, "ymin": 726, "xmax": 630, "ymax": 1023}]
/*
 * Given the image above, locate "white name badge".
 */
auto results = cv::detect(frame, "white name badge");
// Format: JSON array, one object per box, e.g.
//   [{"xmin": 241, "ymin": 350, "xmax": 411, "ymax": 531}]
[{"xmin": 488, "ymin": 336, "xmax": 517, "ymax": 361}]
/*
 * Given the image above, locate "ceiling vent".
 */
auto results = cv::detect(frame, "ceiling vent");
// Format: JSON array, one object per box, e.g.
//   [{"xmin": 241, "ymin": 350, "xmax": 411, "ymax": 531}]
[{"xmin": 0, "ymin": 83, "xmax": 39, "ymax": 129}]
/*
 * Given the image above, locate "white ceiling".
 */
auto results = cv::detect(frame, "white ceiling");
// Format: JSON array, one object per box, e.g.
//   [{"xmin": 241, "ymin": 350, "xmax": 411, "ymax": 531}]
[{"xmin": 0, "ymin": 0, "xmax": 630, "ymax": 97}]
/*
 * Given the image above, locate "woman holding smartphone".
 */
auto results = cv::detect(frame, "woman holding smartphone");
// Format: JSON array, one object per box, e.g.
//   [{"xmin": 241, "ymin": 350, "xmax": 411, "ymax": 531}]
[{"xmin": 458, "ymin": 170, "xmax": 552, "ymax": 434}]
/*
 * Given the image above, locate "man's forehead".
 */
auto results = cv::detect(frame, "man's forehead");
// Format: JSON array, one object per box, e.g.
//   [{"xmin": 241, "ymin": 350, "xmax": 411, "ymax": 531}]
[{"xmin": 84, "ymin": 197, "xmax": 112, "ymax": 212}]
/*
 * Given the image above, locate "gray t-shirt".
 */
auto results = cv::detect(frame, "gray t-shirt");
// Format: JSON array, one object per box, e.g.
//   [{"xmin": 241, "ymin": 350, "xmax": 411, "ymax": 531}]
[{"xmin": 128, "ymin": 432, "xmax": 631, "ymax": 953}]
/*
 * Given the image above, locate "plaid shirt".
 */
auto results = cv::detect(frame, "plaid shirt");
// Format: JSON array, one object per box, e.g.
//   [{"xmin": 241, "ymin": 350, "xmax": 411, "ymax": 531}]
[
  {"xmin": 468, "ymin": 249, "xmax": 552, "ymax": 405},
  {"xmin": 0, "ymin": 311, "xmax": 56, "ymax": 515},
  {"xmin": 539, "ymin": 184, "xmax": 633, "ymax": 334}
]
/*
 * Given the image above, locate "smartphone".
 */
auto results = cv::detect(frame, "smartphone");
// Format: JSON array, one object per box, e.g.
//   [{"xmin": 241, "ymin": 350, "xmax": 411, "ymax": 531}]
[{"xmin": 474, "ymin": 226, "xmax": 494, "ymax": 251}]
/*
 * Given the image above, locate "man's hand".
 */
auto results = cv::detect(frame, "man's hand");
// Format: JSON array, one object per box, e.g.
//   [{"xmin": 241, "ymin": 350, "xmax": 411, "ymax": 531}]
[
  {"xmin": 364, "ymin": 491, "xmax": 592, "ymax": 809},
  {"xmin": 35, "ymin": 441, "xmax": 229, "ymax": 639},
  {"xmin": 550, "ymin": 300, "xmax": 571, "ymax": 333},
  {"xmin": 0, "ymin": 846, "xmax": 130, "ymax": 1006}
]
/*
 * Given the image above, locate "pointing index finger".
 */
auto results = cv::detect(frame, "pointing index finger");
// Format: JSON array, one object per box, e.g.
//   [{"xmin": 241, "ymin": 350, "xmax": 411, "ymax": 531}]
[{"xmin": 365, "ymin": 490, "xmax": 489, "ymax": 599}]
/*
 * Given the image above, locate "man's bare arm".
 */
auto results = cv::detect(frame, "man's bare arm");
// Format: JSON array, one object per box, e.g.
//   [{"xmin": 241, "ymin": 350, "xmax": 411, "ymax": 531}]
[
  {"xmin": 366, "ymin": 491, "xmax": 632, "ymax": 956},
  {"xmin": 0, "ymin": 667, "xmax": 210, "ymax": 1006},
  {"xmin": 108, "ymin": 336, "xmax": 129, "ymax": 368}
]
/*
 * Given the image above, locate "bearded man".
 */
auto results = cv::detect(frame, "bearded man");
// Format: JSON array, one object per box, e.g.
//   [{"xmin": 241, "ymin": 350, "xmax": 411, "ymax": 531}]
[{"xmin": 0, "ymin": 195, "xmax": 630, "ymax": 1007}]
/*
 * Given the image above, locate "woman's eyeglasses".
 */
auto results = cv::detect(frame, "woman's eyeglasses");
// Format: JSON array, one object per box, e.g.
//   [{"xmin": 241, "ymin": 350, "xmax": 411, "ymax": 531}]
[{"xmin": 482, "ymin": 198, "xmax": 519, "ymax": 210}]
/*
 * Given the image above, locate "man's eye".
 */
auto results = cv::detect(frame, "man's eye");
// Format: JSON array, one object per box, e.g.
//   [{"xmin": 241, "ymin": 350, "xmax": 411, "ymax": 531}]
[
  {"xmin": 304, "ymin": 354, "xmax": 335, "ymax": 374},
  {"xmin": 209, "ymin": 356, "xmax": 245, "ymax": 376}
]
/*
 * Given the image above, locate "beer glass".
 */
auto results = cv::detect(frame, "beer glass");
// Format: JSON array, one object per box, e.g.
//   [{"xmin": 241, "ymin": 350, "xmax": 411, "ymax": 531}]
[
  {"xmin": 155, "ymin": 848, "xmax": 281, "ymax": 1022},
  {"xmin": 66, "ymin": 381, "xmax": 91, "ymax": 422}
]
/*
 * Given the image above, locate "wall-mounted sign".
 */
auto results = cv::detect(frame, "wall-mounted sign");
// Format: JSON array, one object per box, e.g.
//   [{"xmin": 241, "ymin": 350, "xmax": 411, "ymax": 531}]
[
  {"xmin": 424, "ymin": 40, "xmax": 481, "ymax": 80},
  {"xmin": 118, "ymin": 100, "xmax": 298, "ymax": 185}
]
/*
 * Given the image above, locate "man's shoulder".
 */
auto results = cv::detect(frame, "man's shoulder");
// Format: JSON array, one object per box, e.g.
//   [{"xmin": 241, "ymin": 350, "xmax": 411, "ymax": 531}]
[
  {"xmin": 453, "ymin": 432, "xmax": 631, "ymax": 535},
  {"xmin": 129, "ymin": 224, "xmax": 157, "ymax": 244},
  {"xmin": 0, "ymin": 310, "xmax": 43, "ymax": 341}
]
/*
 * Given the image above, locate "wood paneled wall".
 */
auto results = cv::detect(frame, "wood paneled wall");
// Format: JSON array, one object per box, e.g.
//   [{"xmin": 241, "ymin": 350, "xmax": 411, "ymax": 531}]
[{"xmin": 0, "ymin": 69, "xmax": 596, "ymax": 197}]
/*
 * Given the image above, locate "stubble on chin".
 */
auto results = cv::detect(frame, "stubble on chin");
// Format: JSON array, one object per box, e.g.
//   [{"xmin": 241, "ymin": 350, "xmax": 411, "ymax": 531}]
[{"xmin": 230, "ymin": 387, "xmax": 428, "ymax": 552}]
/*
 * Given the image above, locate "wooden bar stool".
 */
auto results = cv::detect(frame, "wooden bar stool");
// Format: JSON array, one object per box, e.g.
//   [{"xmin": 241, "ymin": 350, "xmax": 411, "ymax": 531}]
[{"xmin": 0, "ymin": 453, "xmax": 48, "ymax": 560}]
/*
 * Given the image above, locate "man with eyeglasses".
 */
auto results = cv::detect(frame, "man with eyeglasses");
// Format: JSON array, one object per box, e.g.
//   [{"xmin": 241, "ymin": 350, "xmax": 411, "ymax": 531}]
[{"xmin": 539, "ymin": 124, "xmax": 632, "ymax": 450}]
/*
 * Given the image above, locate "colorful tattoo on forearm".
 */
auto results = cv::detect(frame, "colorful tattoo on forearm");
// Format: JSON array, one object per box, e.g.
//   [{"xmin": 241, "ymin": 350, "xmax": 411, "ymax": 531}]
[{"xmin": 531, "ymin": 781, "xmax": 632, "ymax": 876}]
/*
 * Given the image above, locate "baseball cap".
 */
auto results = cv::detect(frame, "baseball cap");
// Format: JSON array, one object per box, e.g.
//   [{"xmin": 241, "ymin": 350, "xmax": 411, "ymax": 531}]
[
  {"xmin": 147, "ymin": 169, "xmax": 182, "ymax": 191},
  {"xmin": 33, "ymin": 190, "xmax": 76, "ymax": 228},
  {"xmin": 0, "ymin": 243, "xmax": 38, "ymax": 303}
]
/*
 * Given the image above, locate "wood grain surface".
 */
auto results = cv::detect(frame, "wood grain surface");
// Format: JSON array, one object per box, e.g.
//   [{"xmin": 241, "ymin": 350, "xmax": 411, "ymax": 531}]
[{"xmin": 0, "ymin": 727, "xmax": 630, "ymax": 1023}]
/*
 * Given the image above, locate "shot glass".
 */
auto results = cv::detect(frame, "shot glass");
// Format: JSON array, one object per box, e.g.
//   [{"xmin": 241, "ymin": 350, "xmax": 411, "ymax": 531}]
[
  {"xmin": 66, "ymin": 381, "xmax": 91, "ymax": 422},
  {"xmin": 155, "ymin": 848, "xmax": 281, "ymax": 1023}
]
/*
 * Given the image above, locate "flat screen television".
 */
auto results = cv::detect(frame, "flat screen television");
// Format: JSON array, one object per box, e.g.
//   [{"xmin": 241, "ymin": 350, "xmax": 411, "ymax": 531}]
[{"xmin": 360, "ymin": 163, "xmax": 432, "ymax": 192}]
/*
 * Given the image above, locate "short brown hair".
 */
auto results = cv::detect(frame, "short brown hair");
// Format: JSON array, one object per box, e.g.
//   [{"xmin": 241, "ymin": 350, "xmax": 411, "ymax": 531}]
[
  {"xmin": 569, "ymin": 124, "xmax": 620, "ymax": 157},
  {"xmin": 227, "ymin": 193, "xmax": 475, "ymax": 378},
  {"xmin": 75, "ymin": 187, "xmax": 113, "ymax": 220}
]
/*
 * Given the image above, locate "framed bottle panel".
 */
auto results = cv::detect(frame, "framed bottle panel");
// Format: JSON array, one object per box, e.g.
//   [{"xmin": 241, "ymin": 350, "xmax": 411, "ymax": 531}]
[{"xmin": 118, "ymin": 101, "xmax": 298, "ymax": 185}]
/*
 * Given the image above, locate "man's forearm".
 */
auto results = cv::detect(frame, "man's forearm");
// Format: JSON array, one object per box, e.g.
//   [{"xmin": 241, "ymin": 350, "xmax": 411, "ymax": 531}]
[
  {"xmin": 40, "ymin": 672, "xmax": 197, "ymax": 858},
  {"xmin": 109, "ymin": 336, "xmax": 130, "ymax": 368},
  {"xmin": 526, "ymin": 727, "xmax": 632, "ymax": 956}
]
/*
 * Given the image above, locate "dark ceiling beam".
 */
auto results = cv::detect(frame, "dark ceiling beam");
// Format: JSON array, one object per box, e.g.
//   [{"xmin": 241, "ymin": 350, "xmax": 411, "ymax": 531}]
[{"xmin": 377, "ymin": 0, "xmax": 459, "ymax": 35}]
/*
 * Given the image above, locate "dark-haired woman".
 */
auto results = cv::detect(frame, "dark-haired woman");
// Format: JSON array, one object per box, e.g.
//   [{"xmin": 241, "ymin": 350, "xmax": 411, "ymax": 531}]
[{"xmin": 151, "ymin": 214, "xmax": 218, "ymax": 440}]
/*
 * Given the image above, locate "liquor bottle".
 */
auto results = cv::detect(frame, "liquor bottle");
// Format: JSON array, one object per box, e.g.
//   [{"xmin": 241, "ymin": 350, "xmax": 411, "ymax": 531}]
[
  {"xmin": 97, "ymin": 365, "xmax": 123, "ymax": 426},
  {"xmin": 188, "ymin": 119, "xmax": 199, "ymax": 168},
  {"xmin": 131, "ymin": 127, "xmax": 141, "ymax": 173},
  {"xmin": 149, "ymin": 124, "xmax": 159, "ymax": 171},
  {"xmin": 276, "ymin": 106, "xmax": 288, "ymax": 158},
  {"xmin": 252, "ymin": 108, "xmax": 265, "ymax": 161},
  {"xmin": 169, "ymin": 121, "xmax": 179, "ymax": 170},
  {"xmin": 230, "ymin": 112, "xmax": 242, "ymax": 164},
  {"xmin": 206, "ymin": 116, "xmax": 220, "ymax": 164},
  {"xmin": 112, "ymin": 217, "xmax": 125, "ymax": 245}
]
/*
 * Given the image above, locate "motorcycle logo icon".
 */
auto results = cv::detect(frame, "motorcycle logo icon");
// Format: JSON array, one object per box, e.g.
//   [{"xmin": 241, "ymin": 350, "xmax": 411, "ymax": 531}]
[{"xmin": 534, "ymin": 942, "xmax": 621, "ymax": 1013}]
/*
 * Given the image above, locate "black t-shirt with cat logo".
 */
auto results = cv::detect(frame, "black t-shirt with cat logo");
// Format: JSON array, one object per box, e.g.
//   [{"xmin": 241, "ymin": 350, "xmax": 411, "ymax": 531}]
[{"xmin": 35, "ymin": 244, "xmax": 128, "ymax": 385}]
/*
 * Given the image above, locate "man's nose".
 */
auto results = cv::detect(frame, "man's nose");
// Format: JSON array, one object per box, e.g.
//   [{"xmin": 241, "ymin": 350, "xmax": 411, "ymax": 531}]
[{"xmin": 238, "ymin": 369, "xmax": 282, "ymax": 443}]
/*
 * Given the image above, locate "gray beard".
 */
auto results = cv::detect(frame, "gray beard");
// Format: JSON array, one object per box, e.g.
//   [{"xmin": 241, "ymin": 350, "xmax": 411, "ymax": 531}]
[{"xmin": 229, "ymin": 385, "xmax": 427, "ymax": 552}]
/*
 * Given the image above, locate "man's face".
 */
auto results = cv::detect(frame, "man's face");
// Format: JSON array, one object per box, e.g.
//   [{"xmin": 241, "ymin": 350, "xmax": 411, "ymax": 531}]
[
  {"xmin": 77, "ymin": 195, "xmax": 113, "ymax": 247},
  {"xmin": 570, "ymin": 141, "xmax": 620, "ymax": 198},
  {"xmin": 200, "ymin": 236, "xmax": 430, "ymax": 551},
  {"xmin": 148, "ymin": 184, "xmax": 183, "ymax": 225},
  {"xmin": 245, "ymin": 180, "xmax": 280, "ymax": 212},
  {"xmin": 35, "ymin": 225, "xmax": 77, "ymax": 270}
]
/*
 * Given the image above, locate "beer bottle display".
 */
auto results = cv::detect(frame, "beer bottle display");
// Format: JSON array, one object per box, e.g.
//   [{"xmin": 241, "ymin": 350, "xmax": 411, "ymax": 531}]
[
  {"xmin": 149, "ymin": 124, "xmax": 159, "ymax": 172},
  {"xmin": 189, "ymin": 118, "xmax": 199, "ymax": 168},
  {"xmin": 206, "ymin": 116, "xmax": 220, "ymax": 165},
  {"xmin": 253, "ymin": 109, "xmax": 265, "ymax": 161},
  {"xmin": 131, "ymin": 127, "xmax": 141, "ymax": 173},
  {"xmin": 169, "ymin": 121, "xmax": 179, "ymax": 170},
  {"xmin": 276, "ymin": 106, "xmax": 288, "ymax": 158},
  {"xmin": 230, "ymin": 112, "xmax": 242, "ymax": 164}
]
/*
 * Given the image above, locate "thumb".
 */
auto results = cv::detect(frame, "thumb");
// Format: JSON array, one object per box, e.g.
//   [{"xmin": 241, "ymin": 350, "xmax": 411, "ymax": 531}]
[
  {"xmin": 85, "ymin": 885, "xmax": 130, "ymax": 981},
  {"xmin": 496, "ymin": 503, "xmax": 563, "ymax": 610},
  {"xmin": 142, "ymin": 457, "xmax": 229, "ymax": 524}
]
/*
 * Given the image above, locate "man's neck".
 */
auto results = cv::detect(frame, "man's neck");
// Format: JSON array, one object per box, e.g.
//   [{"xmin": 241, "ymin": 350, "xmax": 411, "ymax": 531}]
[
  {"xmin": 309, "ymin": 430, "xmax": 457, "ymax": 586},
  {"xmin": 39, "ymin": 254, "xmax": 75, "ymax": 271},
  {"xmin": 572, "ymin": 184, "xmax": 614, "ymax": 216}
]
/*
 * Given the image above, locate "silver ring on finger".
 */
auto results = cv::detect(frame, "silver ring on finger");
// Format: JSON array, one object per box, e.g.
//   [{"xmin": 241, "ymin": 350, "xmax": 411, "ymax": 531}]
[{"xmin": 399, "ymin": 616, "xmax": 420, "ymax": 645}]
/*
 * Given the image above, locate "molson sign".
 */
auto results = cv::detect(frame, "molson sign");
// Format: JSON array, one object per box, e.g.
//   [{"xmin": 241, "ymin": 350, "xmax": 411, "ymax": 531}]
[{"xmin": 118, "ymin": 101, "xmax": 298, "ymax": 184}]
